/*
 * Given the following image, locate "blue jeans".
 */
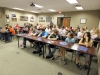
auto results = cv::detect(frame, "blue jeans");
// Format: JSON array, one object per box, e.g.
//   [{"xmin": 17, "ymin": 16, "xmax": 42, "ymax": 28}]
[{"xmin": 48, "ymin": 45, "xmax": 57, "ymax": 56}]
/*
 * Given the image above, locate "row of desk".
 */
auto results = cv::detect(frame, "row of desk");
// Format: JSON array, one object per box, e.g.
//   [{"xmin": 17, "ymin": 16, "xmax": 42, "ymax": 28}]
[{"xmin": 16, "ymin": 34, "xmax": 98, "ymax": 75}]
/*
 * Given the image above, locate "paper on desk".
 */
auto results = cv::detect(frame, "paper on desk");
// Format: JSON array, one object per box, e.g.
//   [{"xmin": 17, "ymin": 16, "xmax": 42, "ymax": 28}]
[
  {"xmin": 47, "ymin": 41, "xmax": 54, "ymax": 43},
  {"xmin": 60, "ymin": 42, "xmax": 67, "ymax": 45},
  {"xmin": 78, "ymin": 46, "xmax": 88, "ymax": 52}
]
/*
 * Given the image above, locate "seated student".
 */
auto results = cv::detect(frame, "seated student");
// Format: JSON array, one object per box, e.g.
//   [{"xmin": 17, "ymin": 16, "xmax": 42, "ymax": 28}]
[
  {"xmin": 58, "ymin": 26, "xmax": 67, "ymax": 35},
  {"xmin": 8, "ymin": 25, "xmax": 16, "ymax": 35},
  {"xmin": 5, "ymin": 25, "xmax": 16, "ymax": 42},
  {"xmin": 56, "ymin": 33, "xmax": 75, "ymax": 65},
  {"xmin": 75, "ymin": 32, "xmax": 93, "ymax": 70},
  {"xmin": 91, "ymin": 28, "xmax": 99, "ymax": 39},
  {"xmin": 84, "ymin": 26, "xmax": 89, "ymax": 32},
  {"xmin": 33, "ymin": 28, "xmax": 49, "ymax": 54},
  {"xmin": 90, "ymin": 27, "xmax": 96, "ymax": 35},
  {"xmin": 45, "ymin": 25, "xmax": 51, "ymax": 34},
  {"xmin": 21, "ymin": 27, "xmax": 39, "ymax": 48},
  {"xmin": 77, "ymin": 28, "xmax": 84, "ymax": 39},
  {"xmin": 46, "ymin": 29, "xmax": 59, "ymax": 59}
]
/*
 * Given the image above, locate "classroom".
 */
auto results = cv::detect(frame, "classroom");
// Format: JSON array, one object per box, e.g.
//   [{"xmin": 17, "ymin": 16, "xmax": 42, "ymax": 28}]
[{"xmin": 0, "ymin": 0, "xmax": 100, "ymax": 75}]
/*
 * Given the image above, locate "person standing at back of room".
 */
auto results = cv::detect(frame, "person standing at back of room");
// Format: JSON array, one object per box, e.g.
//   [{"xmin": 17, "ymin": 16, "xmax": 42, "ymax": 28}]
[{"xmin": 50, "ymin": 21, "xmax": 53, "ymax": 29}]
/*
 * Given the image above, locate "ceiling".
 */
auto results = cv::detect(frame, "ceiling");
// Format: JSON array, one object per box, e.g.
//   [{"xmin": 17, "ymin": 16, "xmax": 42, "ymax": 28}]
[{"xmin": 0, "ymin": 0, "xmax": 100, "ymax": 13}]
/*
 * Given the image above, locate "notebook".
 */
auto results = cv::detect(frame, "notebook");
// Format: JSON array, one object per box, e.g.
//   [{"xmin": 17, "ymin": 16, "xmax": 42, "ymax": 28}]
[
  {"xmin": 60, "ymin": 42, "xmax": 67, "ymax": 45},
  {"xmin": 78, "ymin": 46, "xmax": 88, "ymax": 52}
]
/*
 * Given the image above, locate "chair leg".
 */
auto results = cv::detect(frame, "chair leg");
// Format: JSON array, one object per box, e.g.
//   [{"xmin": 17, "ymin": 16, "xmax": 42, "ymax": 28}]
[
  {"xmin": 71, "ymin": 52, "xmax": 74, "ymax": 62},
  {"xmin": 44, "ymin": 44, "xmax": 46, "ymax": 53}
]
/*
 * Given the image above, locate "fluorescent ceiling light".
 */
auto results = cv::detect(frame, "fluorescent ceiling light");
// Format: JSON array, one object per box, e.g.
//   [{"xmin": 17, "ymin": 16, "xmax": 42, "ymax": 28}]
[
  {"xmin": 66, "ymin": 0, "xmax": 78, "ymax": 4},
  {"xmin": 35, "ymin": 4, "xmax": 43, "ymax": 8},
  {"xmin": 13, "ymin": 7, "xmax": 24, "ymax": 10},
  {"xmin": 30, "ymin": 11, "xmax": 39, "ymax": 13},
  {"xmin": 75, "ymin": 6, "xmax": 83, "ymax": 10},
  {"xmin": 48, "ymin": 9, "xmax": 56, "ymax": 12}
]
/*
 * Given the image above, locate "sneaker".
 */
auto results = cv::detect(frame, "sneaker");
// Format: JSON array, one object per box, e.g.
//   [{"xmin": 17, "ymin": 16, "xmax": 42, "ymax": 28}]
[
  {"xmin": 76, "ymin": 63, "xmax": 82, "ymax": 70},
  {"xmin": 51, "ymin": 56, "xmax": 55, "ymax": 60},
  {"xmin": 62, "ymin": 60, "xmax": 67, "ymax": 65},
  {"xmin": 39, "ymin": 52, "xmax": 43, "ymax": 56},
  {"xmin": 32, "ymin": 51, "xmax": 39, "ymax": 54},
  {"xmin": 55, "ymin": 56, "xmax": 60, "ymax": 60},
  {"xmin": 83, "ymin": 65, "xmax": 88, "ymax": 70},
  {"xmin": 46, "ymin": 55, "xmax": 52, "ymax": 59}
]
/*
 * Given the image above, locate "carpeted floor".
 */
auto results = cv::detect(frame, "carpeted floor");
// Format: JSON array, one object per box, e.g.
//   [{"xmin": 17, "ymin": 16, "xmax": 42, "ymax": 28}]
[{"xmin": 0, "ymin": 38, "xmax": 98, "ymax": 75}]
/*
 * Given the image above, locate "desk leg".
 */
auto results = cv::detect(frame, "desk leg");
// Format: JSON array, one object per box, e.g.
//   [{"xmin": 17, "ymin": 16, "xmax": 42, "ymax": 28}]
[
  {"xmin": 45, "ymin": 44, "xmax": 46, "ymax": 53},
  {"xmin": 18, "ymin": 37, "xmax": 19, "ymax": 48},
  {"xmin": 43, "ymin": 43, "xmax": 45, "ymax": 58},
  {"xmin": 97, "ymin": 43, "xmax": 100, "ymax": 52},
  {"xmin": 87, "ymin": 55, "xmax": 93, "ymax": 75}
]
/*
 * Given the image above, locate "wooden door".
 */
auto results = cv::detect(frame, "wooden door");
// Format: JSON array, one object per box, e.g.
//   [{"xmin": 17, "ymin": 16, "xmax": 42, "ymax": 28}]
[{"xmin": 63, "ymin": 18, "xmax": 70, "ymax": 28}]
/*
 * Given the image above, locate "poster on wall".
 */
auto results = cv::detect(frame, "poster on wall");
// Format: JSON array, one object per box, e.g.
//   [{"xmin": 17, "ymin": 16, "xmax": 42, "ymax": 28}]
[
  {"xmin": 6, "ymin": 15, "xmax": 10, "ymax": 22},
  {"xmin": 39, "ymin": 17, "xmax": 43, "ymax": 20},
  {"xmin": 46, "ymin": 17, "xmax": 52, "ymax": 22},
  {"xmin": 20, "ymin": 16, "xmax": 28, "ymax": 21},
  {"xmin": 39, "ymin": 17, "xmax": 45, "ymax": 22},
  {"xmin": 80, "ymin": 18, "xmax": 87, "ymax": 24},
  {"xmin": 12, "ymin": 14, "xmax": 16, "ymax": 18},
  {"xmin": 30, "ymin": 16, "xmax": 34, "ymax": 22}
]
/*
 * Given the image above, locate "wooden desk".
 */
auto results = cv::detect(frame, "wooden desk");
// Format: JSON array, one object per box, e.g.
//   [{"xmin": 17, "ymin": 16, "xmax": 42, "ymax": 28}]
[{"xmin": 16, "ymin": 34, "xmax": 97, "ymax": 75}]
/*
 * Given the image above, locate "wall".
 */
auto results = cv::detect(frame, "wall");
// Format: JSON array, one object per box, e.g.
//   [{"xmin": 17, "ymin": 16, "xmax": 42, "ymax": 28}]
[
  {"xmin": 37, "ymin": 10, "xmax": 100, "ymax": 30},
  {"xmin": 0, "ymin": 8, "xmax": 5, "ymax": 27},
  {"xmin": 4, "ymin": 8, "xmax": 37, "ymax": 26}
]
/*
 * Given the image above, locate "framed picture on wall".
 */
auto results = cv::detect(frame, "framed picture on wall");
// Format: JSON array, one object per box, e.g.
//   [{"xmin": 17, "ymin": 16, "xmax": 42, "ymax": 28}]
[
  {"xmin": 30, "ymin": 16, "xmax": 34, "ymax": 22},
  {"xmin": 12, "ymin": 14, "xmax": 16, "ymax": 18},
  {"xmin": 46, "ymin": 17, "xmax": 52, "ymax": 22},
  {"xmin": 80, "ymin": 18, "xmax": 87, "ymax": 24},
  {"xmin": 6, "ymin": 15, "xmax": 9, "ymax": 18},
  {"xmin": 20, "ymin": 16, "xmax": 28, "ymax": 21},
  {"xmin": 39, "ymin": 17, "xmax": 43, "ymax": 20}
]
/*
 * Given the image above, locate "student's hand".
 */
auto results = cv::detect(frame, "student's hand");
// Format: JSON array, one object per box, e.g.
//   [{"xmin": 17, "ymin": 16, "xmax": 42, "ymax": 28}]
[
  {"xmin": 86, "ymin": 37, "xmax": 89, "ymax": 42},
  {"xmin": 48, "ymin": 38, "xmax": 50, "ymax": 39}
]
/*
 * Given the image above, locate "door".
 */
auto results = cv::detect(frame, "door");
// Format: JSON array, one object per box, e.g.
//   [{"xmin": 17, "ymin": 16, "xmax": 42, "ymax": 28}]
[{"xmin": 63, "ymin": 18, "xmax": 70, "ymax": 28}]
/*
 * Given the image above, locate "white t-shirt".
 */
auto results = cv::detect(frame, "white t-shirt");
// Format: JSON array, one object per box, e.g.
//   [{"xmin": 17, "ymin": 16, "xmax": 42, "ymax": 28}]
[
  {"xmin": 77, "ymin": 32, "xmax": 84, "ymax": 39},
  {"xmin": 45, "ymin": 28, "xmax": 51, "ymax": 34},
  {"xmin": 58, "ymin": 29, "xmax": 66, "ymax": 35}
]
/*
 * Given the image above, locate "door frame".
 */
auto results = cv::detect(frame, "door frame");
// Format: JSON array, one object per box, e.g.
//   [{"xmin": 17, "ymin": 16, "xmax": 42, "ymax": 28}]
[{"xmin": 57, "ymin": 17, "xmax": 71, "ymax": 27}]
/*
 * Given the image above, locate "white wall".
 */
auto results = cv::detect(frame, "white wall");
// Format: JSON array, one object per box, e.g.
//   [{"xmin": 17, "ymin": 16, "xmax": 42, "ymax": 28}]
[
  {"xmin": 37, "ymin": 10, "xmax": 100, "ymax": 30},
  {"xmin": 0, "ymin": 8, "xmax": 5, "ymax": 27},
  {"xmin": 5, "ymin": 8, "xmax": 38, "ymax": 26}
]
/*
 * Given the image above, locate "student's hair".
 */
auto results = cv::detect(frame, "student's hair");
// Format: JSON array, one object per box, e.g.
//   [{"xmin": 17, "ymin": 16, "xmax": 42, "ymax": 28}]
[
  {"xmin": 40, "ymin": 28, "xmax": 45, "ymax": 31},
  {"xmin": 82, "ymin": 32, "xmax": 91, "ymax": 43},
  {"xmin": 53, "ymin": 29, "xmax": 58, "ymax": 34},
  {"xmin": 9, "ymin": 25, "xmax": 12, "ymax": 28},
  {"xmin": 68, "ymin": 32, "xmax": 74, "ymax": 38}
]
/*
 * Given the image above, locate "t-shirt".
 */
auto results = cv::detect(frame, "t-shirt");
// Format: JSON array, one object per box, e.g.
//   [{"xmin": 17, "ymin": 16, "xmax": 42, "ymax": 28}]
[
  {"xmin": 40, "ymin": 31, "xmax": 49, "ymax": 37},
  {"xmin": 50, "ymin": 34, "xmax": 59, "ymax": 39},
  {"xmin": 9, "ymin": 28, "xmax": 15, "ymax": 35},
  {"xmin": 65, "ymin": 38, "xmax": 75, "ymax": 43}
]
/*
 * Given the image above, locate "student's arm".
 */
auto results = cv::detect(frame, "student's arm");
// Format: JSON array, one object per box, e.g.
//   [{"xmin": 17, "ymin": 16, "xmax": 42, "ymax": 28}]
[
  {"xmin": 42, "ymin": 32, "xmax": 49, "ymax": 38},
  {"xmin": 48, "ymin": 32, "xmax": 53, "ymax": 39},
  {"xmin": 38, "ymin": 32, "xmax": 42, "ymax": 37},
  {"xmin": 48, "ymin": 33, "xmax": 58, "ymax": 40},
  {"xmin": 85, "ymin": 37, "xmax": 93, "ymax": 47},
  {"xmin": 78, "ymin": 38, "xmax": 85, "ymax": 45}
]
